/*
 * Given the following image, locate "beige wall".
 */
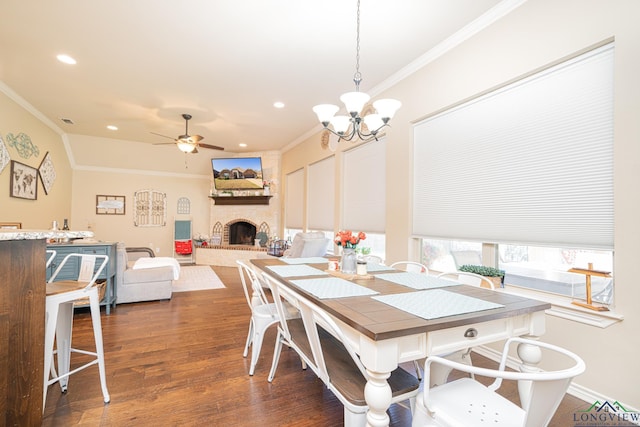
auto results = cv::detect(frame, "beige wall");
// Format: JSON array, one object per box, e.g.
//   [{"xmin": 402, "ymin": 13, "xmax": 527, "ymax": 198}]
[
  {"xmin": 71, "ymin": 168, "xmax": 210, "ymax": 255},
  {"xmin": 0, "ymin": 91, "xmax": 72, "ymax": 228},
  {"xmin": 282, "ymin": 0, "xmax": 640, "ymax": 408}
]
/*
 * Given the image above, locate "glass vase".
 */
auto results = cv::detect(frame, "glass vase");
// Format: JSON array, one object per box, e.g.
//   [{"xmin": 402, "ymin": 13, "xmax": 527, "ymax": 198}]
[{"xmin": 341, "ymin": 247, "xmax": 357, "ymax": 274}]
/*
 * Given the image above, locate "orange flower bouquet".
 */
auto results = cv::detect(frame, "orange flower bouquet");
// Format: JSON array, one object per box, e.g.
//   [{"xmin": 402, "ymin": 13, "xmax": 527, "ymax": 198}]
[{"xmin": 334, "ymin": 230, "xmax": 366, "ymax": 249}]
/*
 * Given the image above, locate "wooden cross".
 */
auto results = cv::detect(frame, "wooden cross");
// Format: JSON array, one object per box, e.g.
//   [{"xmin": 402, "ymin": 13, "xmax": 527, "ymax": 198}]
[{"xmin": 568, "ymin": 262, "xmax": 611, "ymax": 311}]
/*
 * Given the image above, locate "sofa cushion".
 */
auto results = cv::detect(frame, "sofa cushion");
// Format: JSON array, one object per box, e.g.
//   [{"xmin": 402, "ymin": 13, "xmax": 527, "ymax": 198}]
[
  {"xmin": 287, "ymin": 232, "xmax": 327, "ymax": 258},
  {"xmin": 299, "ymin": 238, "xmax": 330, "ymax": 258},
  {"xmin": 132, "ymin": 257, "xmax": 181, "ymax": 279},
  {"xmin": 123, "ymin": 266, "xmax": 175, "ymax": 284}
]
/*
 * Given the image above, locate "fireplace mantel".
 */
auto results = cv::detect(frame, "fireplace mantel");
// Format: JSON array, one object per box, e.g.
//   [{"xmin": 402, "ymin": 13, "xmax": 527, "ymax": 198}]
[{"xmin": 209, "ymin": 195, "xmax": 272, "ymax": 205}]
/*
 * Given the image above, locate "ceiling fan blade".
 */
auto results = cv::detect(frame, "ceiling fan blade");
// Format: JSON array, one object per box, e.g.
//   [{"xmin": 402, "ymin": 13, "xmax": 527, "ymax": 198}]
[
  {"xmin": 150, "ymin": 131, "xmax": 177, "ymax": 140},
  {"xmin": 198, "ymin": 143, "xmax": 225, "ymax": 151},
  {"xmin": 152, "ymin": 142, "xmax": 177, "ymax": 146}
]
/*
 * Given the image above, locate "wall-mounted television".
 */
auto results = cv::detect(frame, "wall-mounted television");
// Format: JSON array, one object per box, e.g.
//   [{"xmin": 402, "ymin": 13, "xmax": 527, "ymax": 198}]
[{"xmin": 212, "ymin": 157, "xmax": 264, "ymax": 190}]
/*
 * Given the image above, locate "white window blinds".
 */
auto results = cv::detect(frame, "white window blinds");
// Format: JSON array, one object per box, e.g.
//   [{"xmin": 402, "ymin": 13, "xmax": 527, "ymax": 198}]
[
  {"xmin": 285, "ymin": 168, "xmax": 304, "ymax": 230},
  {"xmin": 343, "ymin": 138, "xmax": 386, "ymax": 233},
  {"xmin": 412, "ymin": 44, "xmax": 614, "ymax": 249},
  {"xmin": 308, "ymin": 156, "xmax": 335, "ymax": 231}
]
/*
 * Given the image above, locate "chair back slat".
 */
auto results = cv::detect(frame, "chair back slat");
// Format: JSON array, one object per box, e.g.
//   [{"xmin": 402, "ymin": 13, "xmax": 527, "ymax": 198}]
[
  {"xmin": 48, "ymin": 253, "xmax": 109, "ymax": 290},
  {"xmin": 237, "ymin": 260, "xmax": 271, "ymax": 309}
]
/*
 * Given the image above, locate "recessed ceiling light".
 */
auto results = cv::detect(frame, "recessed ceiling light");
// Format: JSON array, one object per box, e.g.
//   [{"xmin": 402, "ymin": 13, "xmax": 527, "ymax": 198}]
[
  {"xmin": 56, "ymin": 54, "xmax": 77, "ymax": 65},
  {"xmin": 239, "ymin": 143, "xmax": 247, "ymax": 148},
  {"xmin": 273, "ymin": 102, "xmax": 285, "ymax": 109},
  {"xmin": 107, "ymin": 125, "xmax": 118, "ymax": 131}
]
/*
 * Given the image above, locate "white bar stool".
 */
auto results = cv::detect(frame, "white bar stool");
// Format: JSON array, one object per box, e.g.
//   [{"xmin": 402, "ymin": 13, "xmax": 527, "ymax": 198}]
[{"xmin": 43, "ymin": 253, "xmax": 111, "ymax": 411}]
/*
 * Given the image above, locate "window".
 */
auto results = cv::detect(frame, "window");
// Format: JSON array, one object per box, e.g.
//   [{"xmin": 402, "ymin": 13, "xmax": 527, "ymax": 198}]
[
  {"xmin": 358, "ymin": 232, "xmax": 386, "ymax": 261},
  {"xmin": 413, "ymin": 44, "xmax": 614, "ymax": 303},
  {"xmin": 422, "ymin": 238, "xmax": 614, "ymax": 306},
  {"xmin": 285, "ymin": 169, "xmax": 304, "ymax": 230},
  {"xmin": 421, "ymin": 239, "xmax": 482, "ymax": 273},
  {"xmin": 343, "ymin": 138, "xmax": 386, "ymax": 233},
  {"xmin": 308, "ymin": 156, "xmax": 335, "ymax": 232},
  {"xmin": 499, "ymin": 245, "xmax": 613, "ymax": 305}
]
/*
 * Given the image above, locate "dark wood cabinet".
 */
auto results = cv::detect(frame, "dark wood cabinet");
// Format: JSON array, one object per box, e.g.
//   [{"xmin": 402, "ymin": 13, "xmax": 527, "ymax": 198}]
[{"xmin": 0, "ymin": 238, "xmax": 46, "ymax": 426}]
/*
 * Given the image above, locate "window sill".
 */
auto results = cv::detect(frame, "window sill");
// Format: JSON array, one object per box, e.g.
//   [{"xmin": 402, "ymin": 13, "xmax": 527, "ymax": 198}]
[{"xmin": 498, "ymin": 285, "xmax": 623, "ymax": 328}]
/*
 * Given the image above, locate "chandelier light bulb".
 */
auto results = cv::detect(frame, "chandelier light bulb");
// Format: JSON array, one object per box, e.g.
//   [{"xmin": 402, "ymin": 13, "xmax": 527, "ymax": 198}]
[
  {"xmin": 340, "ymin": 91, "xmax": 371, "ymax": 116},
  {"xmin": 313, "ymin": 104, "xmax": 340, "ymax": 124},
  {"xmin": 363, "ymin": 114, "xmax": 384, "ymax": 133},
  {"xmin": 329, "ymin": 115, "xmax": 351, "ymax": 134},
  {"xmin": 373, "ymin": 99, "xmax": 402, "ymax": 121}
]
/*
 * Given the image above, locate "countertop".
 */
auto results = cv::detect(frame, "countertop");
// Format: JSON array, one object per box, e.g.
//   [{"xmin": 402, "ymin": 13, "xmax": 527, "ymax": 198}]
[{"xmin": 0, "ymin": 229, "xmax": 94, "ymax": 241}]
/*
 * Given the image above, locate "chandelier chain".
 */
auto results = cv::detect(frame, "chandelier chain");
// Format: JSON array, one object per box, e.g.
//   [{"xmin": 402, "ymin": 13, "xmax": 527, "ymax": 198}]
[{"xmin": 354, "ymin": 0, "xmax": 362, "ymax": 89}]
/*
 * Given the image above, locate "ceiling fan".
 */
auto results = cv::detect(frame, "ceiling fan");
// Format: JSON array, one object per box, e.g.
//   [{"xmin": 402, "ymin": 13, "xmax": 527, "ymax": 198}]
[{"xmin": 152, "ymin": 113, "xmax": 224, "ymax": 153}]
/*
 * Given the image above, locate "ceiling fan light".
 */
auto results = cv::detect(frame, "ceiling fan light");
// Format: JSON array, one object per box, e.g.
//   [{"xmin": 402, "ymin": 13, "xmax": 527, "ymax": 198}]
[
  {"xmin": 177, "ymin": 141, "xmax": 196, "ymax": 153},
  {"xmin": 340, "ymin": 91, "xmax": 370, "ymax": 116},
  {"xmin": 373, "ymin": 98, "xmax": 402, "ymax": 121},
  {"xmin": 313, "ymin": 104, "xmax": 340, "ymax": 125},
  {"xmin": 329, "ymin": 115, "xmax": 351, "ymax": 134}
]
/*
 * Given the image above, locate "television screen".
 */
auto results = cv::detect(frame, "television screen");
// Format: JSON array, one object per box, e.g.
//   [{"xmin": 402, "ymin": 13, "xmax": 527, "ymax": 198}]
[{"xmin": 212, "ymin": 157, "xmax": 264, "ymax": 190}]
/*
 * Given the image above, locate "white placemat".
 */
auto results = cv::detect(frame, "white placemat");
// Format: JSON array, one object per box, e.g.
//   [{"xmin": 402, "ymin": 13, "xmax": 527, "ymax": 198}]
[
  {"xmin": 291, "ymin": 277, "xmax": 379, "ymax": 299},
  {"xmin": 373, "ymin": 289, "xmax": 504, "ymax": 320},
  {"xmin": 266, "ymin": 264, "xmax": 326, "ymax": 277},
  {"xmin": 375, "ymin": 272, "xmax": 460, "ymax": 290},
  {"xmin": 280, "ymin": 257, "xmax": 328, "ymax": 265}
]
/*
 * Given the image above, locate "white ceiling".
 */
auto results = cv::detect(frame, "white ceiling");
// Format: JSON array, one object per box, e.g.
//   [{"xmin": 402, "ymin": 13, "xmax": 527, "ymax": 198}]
[{"xmin": 0, "ymin": 0, "xmax": 504, "ymax": 153}]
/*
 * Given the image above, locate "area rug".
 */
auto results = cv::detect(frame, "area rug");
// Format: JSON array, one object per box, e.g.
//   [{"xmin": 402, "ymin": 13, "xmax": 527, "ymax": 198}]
[{"xmin": 172, "ymin": 266, "xmax": 226, "ymax": 292}]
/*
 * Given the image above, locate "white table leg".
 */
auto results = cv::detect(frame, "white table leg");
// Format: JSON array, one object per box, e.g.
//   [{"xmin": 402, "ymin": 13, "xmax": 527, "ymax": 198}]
[
  {"xmin": 364, "ymin": 369, "xmax": 392, "ymax": 427},
  {"xmin": 516, "ymin": 340, "xmax": 542, "ymax": 410}
]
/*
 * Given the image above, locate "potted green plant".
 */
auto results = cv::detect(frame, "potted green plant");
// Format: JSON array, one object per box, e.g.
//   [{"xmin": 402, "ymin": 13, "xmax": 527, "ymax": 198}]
[{"xmin": 459, "ymin": 264, "xmax": 505, "ymax": 288}]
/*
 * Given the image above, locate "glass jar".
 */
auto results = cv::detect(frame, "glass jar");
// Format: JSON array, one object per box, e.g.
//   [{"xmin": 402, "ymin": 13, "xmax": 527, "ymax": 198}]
[{"xmin": 341, "ymin": 247, "xmax": 357, "ymax": 274}]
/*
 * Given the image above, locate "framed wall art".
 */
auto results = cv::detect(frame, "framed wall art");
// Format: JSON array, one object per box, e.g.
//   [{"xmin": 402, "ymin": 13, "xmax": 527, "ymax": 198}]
[
  {"xmin": 0, "ymin": 135, "xmax": 10, "ymax": 174},
  {"xmin": 0, "ymin": 222, "xmax": 22, "ymax": 229},
  {"xmin": 96, "ymin": 195, "xmax": 126, "ymax": 215},
  {"xmin": 10, "ymin": 160, "xmax": 38, "ymax": 200},
  {"xmin": 38, "ymin": 151, "xmax": 56, "ymax": 195}
]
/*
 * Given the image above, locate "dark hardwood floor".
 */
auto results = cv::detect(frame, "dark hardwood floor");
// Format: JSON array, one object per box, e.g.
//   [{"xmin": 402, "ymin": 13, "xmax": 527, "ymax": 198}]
[{"xmin": 42, "ymin": 266, "xmax": 590, "ymax": 426}]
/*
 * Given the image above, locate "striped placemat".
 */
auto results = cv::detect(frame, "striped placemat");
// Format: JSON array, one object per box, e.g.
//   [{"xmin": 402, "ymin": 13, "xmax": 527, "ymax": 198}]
[
  {"xmin": 373, "ymin": 289, "xmax": 504, "ymax": 320},
  {"xmin": 290, "ymin": 277, "xmax": 379, "ymax": 299},
  {"xmin": 375, "ymin": 272, "xmax": 460, "ymax": 290},
  {"xmin": 280, "ymin": 257, "xmax": 329, "ymax": 265},
  {"xmin": 266, "ymin": 264, "xmax": 326, "ymax": 277}
]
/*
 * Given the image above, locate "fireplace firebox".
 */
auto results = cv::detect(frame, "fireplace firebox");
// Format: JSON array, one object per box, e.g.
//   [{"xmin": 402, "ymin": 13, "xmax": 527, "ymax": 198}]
[{"xmin": 228, "ymin": 221, "xmax": 257, "ymax": 245}]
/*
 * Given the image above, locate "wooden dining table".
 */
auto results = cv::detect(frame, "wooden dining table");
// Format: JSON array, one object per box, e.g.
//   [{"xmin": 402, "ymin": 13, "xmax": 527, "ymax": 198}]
[{"xmin": 251, "ymin": 257, "xmax": 551, "ymax": 427}]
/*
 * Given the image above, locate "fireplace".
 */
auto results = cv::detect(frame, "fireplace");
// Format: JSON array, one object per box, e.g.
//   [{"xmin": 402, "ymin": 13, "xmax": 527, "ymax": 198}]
[{"xmin": 227, "ymin": 220, "xmax": 257, "ymax": 245}]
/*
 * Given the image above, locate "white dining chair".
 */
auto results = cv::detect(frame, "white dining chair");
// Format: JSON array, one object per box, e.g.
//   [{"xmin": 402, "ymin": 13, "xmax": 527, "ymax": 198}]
[
  {"xmin": 236, "ymin": 260, "xmax": 298, "ymax": 376},
  {"xmin": 412, "ymin": 337, "xmax": 586, "ymax": 426},
  {"xmin": 437, "ymin": 270, "xmax": 496, "ymax": 289},
  {"xmin": 44, "ymin": 253, "xmax": 110, "ymax": 410},
  {"xmin": 45, "ymin": 249, "xmax": 57, "ymax": 268},
  {"xmin": 390, "ymin": 261, "xmax": 429, "ymax": 274},
  {"xmin": 262, "ymin": 272, "xmax": 420, "ymax": 426},
  {"xmin": 409, "ymin": 271, "xmax": 499, "ymax": 382},
  {"xmin": 363, "ymin": 254, "xmax": 384, "ymax": 265}
]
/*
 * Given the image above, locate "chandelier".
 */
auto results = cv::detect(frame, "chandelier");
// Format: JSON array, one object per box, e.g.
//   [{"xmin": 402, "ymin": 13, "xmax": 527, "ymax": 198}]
[{"xmin": 312, "ymin": 0, "xmax": 401, "ymax": 142}]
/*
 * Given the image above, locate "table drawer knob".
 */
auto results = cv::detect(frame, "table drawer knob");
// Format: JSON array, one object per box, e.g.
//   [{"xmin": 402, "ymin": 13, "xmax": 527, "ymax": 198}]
[{"xmin": 464, "ymin": 328, "xmax": 478, "ymax": 338}]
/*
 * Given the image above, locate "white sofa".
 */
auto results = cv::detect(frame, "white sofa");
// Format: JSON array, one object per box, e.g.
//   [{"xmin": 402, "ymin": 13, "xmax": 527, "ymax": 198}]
[
  {"xmin": 116, "ymin": 244, "xmax": 176, "ymax": 304},
  {"xmin": 283, "ymin": 232, "xmax": 331, "ymax": 258}
]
